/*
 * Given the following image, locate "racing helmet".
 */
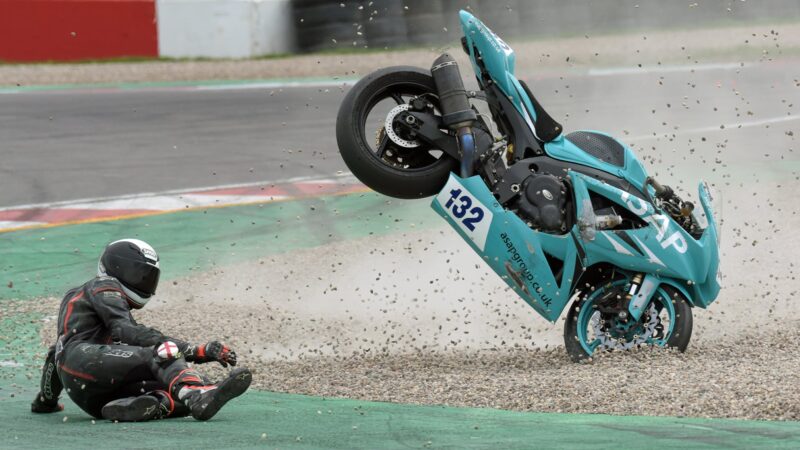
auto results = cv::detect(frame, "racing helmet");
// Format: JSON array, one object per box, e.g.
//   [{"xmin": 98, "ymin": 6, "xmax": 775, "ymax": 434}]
[{"xmin": 97, "ymin": 239, "xmax": 160, "ymax": 308}]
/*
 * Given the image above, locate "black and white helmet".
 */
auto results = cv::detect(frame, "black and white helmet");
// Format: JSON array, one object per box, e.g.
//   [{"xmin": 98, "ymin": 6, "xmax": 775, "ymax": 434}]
[{"xmin": 97, "ymin": 239, "xmax": 160, "ymax": 308}]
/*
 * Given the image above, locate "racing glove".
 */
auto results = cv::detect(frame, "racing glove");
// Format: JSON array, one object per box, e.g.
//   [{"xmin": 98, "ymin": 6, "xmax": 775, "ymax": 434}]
[{"xmin": 186, "ymin": 341, "xmax": 237, "ymax": 367}]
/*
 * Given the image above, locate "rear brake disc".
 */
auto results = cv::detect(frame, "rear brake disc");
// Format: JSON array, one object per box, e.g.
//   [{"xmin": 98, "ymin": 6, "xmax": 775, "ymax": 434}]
[{"xmin": 384, "ymin": 104, "xmax": 420, "ymax": 148}]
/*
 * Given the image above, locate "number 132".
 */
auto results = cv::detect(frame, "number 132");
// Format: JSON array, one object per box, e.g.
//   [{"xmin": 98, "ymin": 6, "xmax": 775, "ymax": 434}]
[{"xmin": 444, "ymin": 188, "xmax": 484, "ymax": 231}]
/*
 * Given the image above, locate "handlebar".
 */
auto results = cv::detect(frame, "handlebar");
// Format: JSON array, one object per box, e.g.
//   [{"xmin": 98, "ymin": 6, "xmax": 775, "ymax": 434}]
[{"xmin": 646, "ymin": 177, "xmax": 673, "ymax": 200}]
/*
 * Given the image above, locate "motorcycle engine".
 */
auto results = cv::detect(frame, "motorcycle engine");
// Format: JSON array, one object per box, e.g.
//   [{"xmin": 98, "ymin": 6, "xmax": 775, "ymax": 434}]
[
  {"xmin": 482, "ymin": 155, "xmax": 571, "ymax": 234},
  {"xmin": 514, "ymin": 174, "xmax": 567, "ymax": 232}
]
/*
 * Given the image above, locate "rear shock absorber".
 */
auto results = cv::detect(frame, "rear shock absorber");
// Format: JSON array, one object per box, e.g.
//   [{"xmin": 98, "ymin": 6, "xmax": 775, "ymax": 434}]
[{"xmin": 430, "ymin": 53, "xmax": 477, "ymax": 177}]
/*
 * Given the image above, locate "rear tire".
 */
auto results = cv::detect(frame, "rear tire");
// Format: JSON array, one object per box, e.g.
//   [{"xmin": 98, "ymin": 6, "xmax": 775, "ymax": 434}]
[{"xmin": 336, "ymin": 66, "xmax": 458, "ymax": 199}]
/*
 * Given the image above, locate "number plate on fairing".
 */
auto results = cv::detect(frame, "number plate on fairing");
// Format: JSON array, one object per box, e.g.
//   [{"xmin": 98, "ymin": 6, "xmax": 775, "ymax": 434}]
[{"xmin": 435, "ymin": 175, "xmax": 493, "ymax": 251}]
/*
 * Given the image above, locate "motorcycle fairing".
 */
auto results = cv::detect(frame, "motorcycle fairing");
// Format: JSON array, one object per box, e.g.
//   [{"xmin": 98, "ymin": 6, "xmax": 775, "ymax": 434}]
[
  {"xmin": 432, "ymin": 173, "xmax": 583, "ymax": 322},
  {"xmin": 460, "ymin": 11, "xmax": 518, "ymax": 107},
  {"xmin": 460, "ymin": 11, "xmax": 550, "ymax": 142},
  {"xmin": 570, "ymin": 172, "xmax": 721, "ymax": 310},
  {"xmin": 431, "ymin": 171, "xmax": 721, "ymax": 323},
  {"xmin": 453, "ymin": 11, "xmax": 721, "ymax": 323},
  {"xmin": 689, "ymin": 181, "xmax": 722, "ymax": 308}
]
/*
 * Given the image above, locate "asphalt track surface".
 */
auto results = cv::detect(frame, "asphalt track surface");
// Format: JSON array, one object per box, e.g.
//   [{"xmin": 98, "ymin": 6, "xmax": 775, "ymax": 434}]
[{"xmin": 1, "ymin": 57, "xmax": 798, "ymax": 207}]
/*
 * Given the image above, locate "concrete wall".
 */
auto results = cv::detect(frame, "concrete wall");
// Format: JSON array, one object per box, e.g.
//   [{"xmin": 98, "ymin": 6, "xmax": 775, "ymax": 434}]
[
  {"xmin": 0, "ymin": 0, "xmax": 295, "ymax": 62},
  {"xmin": 3, "ymin": 0, "xmax": 798, "ymax": 62},
  {"xmin": 253, "ymin": 0, "xmax": 296, "ymax": 56},
  {"xmin": 156, "ymin": 0, "xmax": 295, "ymax": 59}
]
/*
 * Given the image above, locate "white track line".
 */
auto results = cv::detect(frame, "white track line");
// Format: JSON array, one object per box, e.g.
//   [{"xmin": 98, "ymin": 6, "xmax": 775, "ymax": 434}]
[
  {"xmin": 0, "ymin": 79, "xmax": 358, "ymax": 96},
  {"xmin": 588, "ymin": 62, "xmax": 745, "ymax": 76},
  {"xmin": 196, "ymin": 79, "xmax": 356, "ymax": 91},
  {"xmin": 0, "ymin": 172, "xmax": 357, "ymax": 212},
  {"xmin": 0, "ymin": 220, "xmax": 46, "ymax": 229},
  {"xmin": 63, "ymin": 194, "xmax": 290, "ymax": 212},
  {"xmin": 626, "ymin": 114, "xmax": 800, "ymax": 142}
]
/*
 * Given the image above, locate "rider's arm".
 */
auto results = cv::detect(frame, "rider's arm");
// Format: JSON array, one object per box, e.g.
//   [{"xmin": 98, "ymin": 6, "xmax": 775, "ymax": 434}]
[
  {"xmin": 90, "ymin": 289, "xmax": 189, "ymax": 349},
  {"xmin": 31, "ymin": 345, "xmax": 63, "ymax": 413},
  {"xmin": 89, "ymin": 285, "xmax": 226, "ymax": 364}
]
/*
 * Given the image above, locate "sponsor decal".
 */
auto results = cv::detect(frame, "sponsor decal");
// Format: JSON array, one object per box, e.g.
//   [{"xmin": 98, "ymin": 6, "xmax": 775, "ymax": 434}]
[
  {"xmin": 103, "ymin": 349, "xmax": 134, "ymax": 358},
  {"xmin": 500, "ymin": 232, "xmax": 535, "ymax": 283},
  {"xmin": 533, "ymin": 282, "xmax": 553, "ymax": 307},
  {"xmin": 43, "ymin": 363, "xmax": 56, "ymax": 399},
  {"xmin": 476, "ymin": 22, "xmax": 512, "ymax": 56},
  {"xmin": 621, "ymin": 192, "xmax": 688, "ymax": 254},
  {"xmin": 500, "ymin": 232, "xmax": 552, "ymax": 306},
  {"xmin": 103, "ymin": 291, "xmax": 122, "ymax": 300},
  {"xmin": 141, "ymin": 247, "xmax": 158, "ymax": 261}
]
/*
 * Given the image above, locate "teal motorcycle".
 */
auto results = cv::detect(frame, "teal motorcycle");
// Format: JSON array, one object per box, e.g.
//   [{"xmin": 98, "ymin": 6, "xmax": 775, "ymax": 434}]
[{"xmin": 336, "ymin": 11, "xmax": 721, "ymax": 361}]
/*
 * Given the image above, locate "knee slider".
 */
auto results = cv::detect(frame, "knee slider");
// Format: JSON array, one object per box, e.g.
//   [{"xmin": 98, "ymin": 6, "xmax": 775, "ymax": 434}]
[{"xmin": 155, "ymin": 341, "xmax": 181, "ymax": 361}]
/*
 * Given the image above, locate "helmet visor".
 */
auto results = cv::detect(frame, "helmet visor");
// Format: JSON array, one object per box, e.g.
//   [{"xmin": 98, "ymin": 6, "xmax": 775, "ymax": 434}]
[{"xmin": 108, "ymin": 254, "xmax": 160, "ymax": 297}]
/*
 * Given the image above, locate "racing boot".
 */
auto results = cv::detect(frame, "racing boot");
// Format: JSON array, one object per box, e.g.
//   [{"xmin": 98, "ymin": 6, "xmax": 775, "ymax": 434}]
[
  {"xmin": 101, "ymin": 390, "xmax": 177, "ymax": 422},
  {"xmin": 102, "ymin": 395, "xmax": 166, "ymax": 422},
  {"xmin": 176, "ymin": 367, "xmax": 252, "ymax": 421}
]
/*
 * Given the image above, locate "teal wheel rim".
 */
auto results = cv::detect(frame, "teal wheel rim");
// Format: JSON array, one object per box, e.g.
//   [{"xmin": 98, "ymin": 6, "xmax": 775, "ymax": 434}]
[{"xmin": 576, "ymin": 281, "xmax": 676, "ymax": 356}]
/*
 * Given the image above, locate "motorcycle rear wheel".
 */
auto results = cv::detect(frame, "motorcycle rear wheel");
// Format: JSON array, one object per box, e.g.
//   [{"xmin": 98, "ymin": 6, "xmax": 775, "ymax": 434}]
[{"xmin": 336, "ymin": 66, "xmax": 458, "ymax": 199}]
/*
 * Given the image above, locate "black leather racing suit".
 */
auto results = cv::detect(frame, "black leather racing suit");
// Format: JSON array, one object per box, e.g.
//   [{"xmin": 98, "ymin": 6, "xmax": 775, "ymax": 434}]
[{"xmin": 36, "ymin": 276, "xmax": 207, "ymax": 418}]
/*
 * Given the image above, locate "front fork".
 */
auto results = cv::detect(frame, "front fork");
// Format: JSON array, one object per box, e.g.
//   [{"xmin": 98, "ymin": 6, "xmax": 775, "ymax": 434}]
[{"xmin": 625, "ymin": 273, "xmax": 660, "ymax": 321}]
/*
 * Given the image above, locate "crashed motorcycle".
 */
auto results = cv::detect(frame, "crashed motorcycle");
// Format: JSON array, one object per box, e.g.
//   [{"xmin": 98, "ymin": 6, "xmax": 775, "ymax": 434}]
[{"xmin": 336, "ymin": 11, "xmax": 721, "ymax": 361}]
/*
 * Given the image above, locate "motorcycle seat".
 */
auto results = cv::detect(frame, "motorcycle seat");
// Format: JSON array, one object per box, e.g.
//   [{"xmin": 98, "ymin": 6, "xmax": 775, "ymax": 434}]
[{"xmin": 565, "ymin": 131, "xmax": 626, "ymax": 167}]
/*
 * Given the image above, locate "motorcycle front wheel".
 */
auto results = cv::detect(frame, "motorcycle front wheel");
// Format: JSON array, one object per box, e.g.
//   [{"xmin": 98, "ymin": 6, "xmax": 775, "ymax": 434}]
[
  {"xmin": 336, "ymin": 66, "xmax": 458, "ymax": 199},
  {"xmin": 563, "ymin": 280, "xmax": 693, "ymax": 362}
]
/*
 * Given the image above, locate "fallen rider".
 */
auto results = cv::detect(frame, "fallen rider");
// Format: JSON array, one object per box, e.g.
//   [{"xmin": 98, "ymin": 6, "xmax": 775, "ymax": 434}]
[{"xmin": 31, "ymin": 238, "xmax": 251, "ymax": 421}]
